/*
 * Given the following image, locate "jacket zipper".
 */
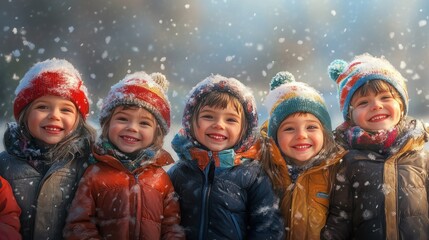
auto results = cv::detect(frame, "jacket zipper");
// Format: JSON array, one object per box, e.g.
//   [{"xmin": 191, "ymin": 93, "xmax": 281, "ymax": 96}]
[
  {"xmin": 132, "ymin": 174, "xmax": 140, "ymax": 239},
  {"xmin": 198, "ymin": 151, "xmax": 215, "ymax": 240}
]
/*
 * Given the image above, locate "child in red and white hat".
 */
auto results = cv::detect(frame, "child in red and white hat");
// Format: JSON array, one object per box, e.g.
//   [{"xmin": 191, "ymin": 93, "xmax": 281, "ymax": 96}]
[
  {"xmin": 64, "ymin": 71, "xmax": 185, "ymax": 240},
  {"xmin": 0, "ymin": 58, "xmax": 96, "ymax": 240}
]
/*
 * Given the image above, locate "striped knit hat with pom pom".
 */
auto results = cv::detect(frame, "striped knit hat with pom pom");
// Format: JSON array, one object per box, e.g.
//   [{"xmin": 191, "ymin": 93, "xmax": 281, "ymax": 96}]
[
  {"xmin": 328, "ymin": 53, "xmax": 409, "ymax": 121},
  {"xmin": 265, "ymin": 71, "xmax": 332, "ymax": 140},
  {"xmin": 99, "ymin": 71, "xmax": 171, "ymax": 134}
]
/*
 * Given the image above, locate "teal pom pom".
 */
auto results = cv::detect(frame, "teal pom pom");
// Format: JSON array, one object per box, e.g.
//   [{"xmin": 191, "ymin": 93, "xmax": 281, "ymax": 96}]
[
  {"xmin": 328, "ymin": 59, "xmax": 348, "ymax": 81},
  {"xmin": 270, "ymin": 71, "xmax": 295, "ymax": 90}
]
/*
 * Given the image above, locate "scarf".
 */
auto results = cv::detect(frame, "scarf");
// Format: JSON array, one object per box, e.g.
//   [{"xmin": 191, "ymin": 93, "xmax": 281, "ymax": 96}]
[
  {"xmin": 93, "ymin": 138, "xmax": 157, "ymax": 172},
  {"xmin": 343, "ymin": 124, "xmax": 399, "ymax": 155},
  {"xmin": 5, "ymin": 122, "xmax": 53, "ymax": 174},
  {"xmin": 284, "ymin": 144, "xmax": 336, "ymax": 183}
]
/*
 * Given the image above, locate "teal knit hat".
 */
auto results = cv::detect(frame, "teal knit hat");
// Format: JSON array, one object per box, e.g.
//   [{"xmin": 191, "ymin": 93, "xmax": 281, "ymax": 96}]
[{"xmin": 265, "ymin": 71, "xmax": 332, "ymax": 140}]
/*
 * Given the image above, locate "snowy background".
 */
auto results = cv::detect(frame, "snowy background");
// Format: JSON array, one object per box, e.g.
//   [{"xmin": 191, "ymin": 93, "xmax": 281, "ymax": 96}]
[{"xmin": 1, "ymin": 0, "xmax": 428, "ymax": 155}]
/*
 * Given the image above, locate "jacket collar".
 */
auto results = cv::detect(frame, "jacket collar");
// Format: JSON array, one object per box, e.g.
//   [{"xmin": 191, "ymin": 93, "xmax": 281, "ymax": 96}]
[
  {"xmin": 172, "ymin": 129, "xmax": 260, "ymax": 171},
  {"xmin": 92, "ymin": 148, "xmax": 174, "ymax": 173}
]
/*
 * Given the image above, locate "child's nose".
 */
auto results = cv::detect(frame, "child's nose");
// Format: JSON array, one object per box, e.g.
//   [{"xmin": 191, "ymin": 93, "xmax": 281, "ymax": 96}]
[
  {"xmin": 126, "ymin": 122, "xmax": 138, "ymax": 132},
  {"xmin": 371, "ymin": 100, "xmax": 383, "ymax": 110},
  {"xmin": 212, "ymin": 119, "xmax": 225, "ymax": 129},
  {"xmin": 296, "ymin": 129, "xmax": 308, "ymax": 139},
  {"xmin": 48, "ymin": 108, "xmax": 61, "ymax": 120}
]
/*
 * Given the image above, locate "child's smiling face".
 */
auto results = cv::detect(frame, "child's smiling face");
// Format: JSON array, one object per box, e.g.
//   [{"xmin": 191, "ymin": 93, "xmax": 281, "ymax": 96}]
[
  {"xmin": 27, "ymin": 95, "xmax": 78, "ymax": 145},
  {"xmin": 350, "ymin": 90, "xmax": 402, "ymax": 132},
  {"xmin": 108, "ymin": 106, "xmax": 157, "ymax": 153},
  {"xmin": 192, "ymin": 104, "xmax": 243, "ymax": 152},
  {"xmin": 276, "ymin": 113, "xmax": 324, "ymax": 166}
]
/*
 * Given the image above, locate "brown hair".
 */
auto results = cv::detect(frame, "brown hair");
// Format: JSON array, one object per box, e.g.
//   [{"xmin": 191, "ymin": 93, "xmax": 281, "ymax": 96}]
[
  {"xmin": 189, "ymin": 91, "xmax": 246, "ymax": 144},
  {"xmin": 100, "ymin": 105, "xmax": 165, "ymax": 149}
]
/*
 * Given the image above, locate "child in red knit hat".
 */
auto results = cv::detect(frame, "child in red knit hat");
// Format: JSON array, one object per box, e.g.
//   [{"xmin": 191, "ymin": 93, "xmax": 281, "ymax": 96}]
[
  {"xmin": 0, "ymin": 176, "xmax": 21, "ymax": 239},
  {"xmin": 0, "ymin": 58, "xmax": 96, "ymax": 240},
  {"xmin": 322, "ymin": 53, "xmax": 429, "ymax": 239},
  {"xmin": 63, "ymin": 71, "xmax": 185, "ymax": 240}
]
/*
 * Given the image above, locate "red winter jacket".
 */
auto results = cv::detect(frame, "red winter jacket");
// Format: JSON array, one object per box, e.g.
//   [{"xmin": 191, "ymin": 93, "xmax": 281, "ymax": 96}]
[
  {"xmin": 63, "ymin": 149, "xmax": 184, "ymax": 240},
  {"xmin": 0, "ymin": 176, "xmax": 21, "ymax": 240}
]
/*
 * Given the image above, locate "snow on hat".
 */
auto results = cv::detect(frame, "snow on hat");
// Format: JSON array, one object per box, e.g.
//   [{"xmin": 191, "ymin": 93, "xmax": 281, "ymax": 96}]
[
  {"xmin": 265, "ymin": 71, "xmax": 332, "ymax": 140},
  {"xmin": 328, "ymin": 53, "xmax": 409, "ymax": 121},
  {"xmin": 99, "ymin": 71, "xmax": 171, "ymax": 134},
  {"xmin": 13, "ymin": 58, "xmax": 90, "ymax": 120},
  {"xmin": 182, "ymin": 74, "xmax": 258, "ymax": 151}
]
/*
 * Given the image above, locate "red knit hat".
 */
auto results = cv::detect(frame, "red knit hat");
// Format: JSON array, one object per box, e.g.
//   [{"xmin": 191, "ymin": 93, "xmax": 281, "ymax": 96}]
[
  {"xmin": 99, "ymin": 71, "xmax": 171, "ymax": 134},
  {"xmin": 13, "ymin": 58, "xmax": 90, "ymax": 120}
]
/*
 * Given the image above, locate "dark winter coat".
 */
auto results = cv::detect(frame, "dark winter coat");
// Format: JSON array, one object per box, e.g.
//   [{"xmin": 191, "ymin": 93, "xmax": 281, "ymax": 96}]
[
  {"xmin": 0, "ymin": 176, "xmax": 21, "ymax": 240},
  {"xmin": 168, "ymin": 132, "xmax": 285, "ymax": 240},
  {"xmin": 0, "ymin": 123, "xmax": 91, "ymax": 240},
  {"xmin": 63, "ymin": 148, "xmax": 185, "ymax": 240},
  {"xmin": 322, "ymin": 118, "xmax": 429, "ymax": 239},
  {"xmin": 0, "ymin": 148, "xmax": 88, "ymax": 240}
]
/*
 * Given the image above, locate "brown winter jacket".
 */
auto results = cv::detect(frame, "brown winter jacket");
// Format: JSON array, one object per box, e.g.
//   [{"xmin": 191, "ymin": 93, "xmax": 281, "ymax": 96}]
[
  {"xmin": 261, "ymin": 125, "xmax": 347, "ymax": 240},
  {"xmin": 63, "ymin": 149, "xmax": 185, "ymax": 240},
  {"xmin": 0, "ymin": 176, "xmax": 21, "ymax": 240}
]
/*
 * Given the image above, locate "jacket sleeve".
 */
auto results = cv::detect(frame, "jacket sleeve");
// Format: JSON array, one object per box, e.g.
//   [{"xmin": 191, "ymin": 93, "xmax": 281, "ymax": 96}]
[
  {"xmin": 63, "ymin": 166, "xmax": 101, "ymax": 240},
  {"xmin": 247, "ymin": 164, "xmax": 285, "ymax": 240},
  {"xmin": 161, "ymin": 174, "xmax": 186, "ymax": 240},
  {"xmin": 0, "ymin": 176, "xmax": 21, "ymax": 240},
  {"xmin": 321, "ymin": 157, "xmax": 353, "ymax": 240}
]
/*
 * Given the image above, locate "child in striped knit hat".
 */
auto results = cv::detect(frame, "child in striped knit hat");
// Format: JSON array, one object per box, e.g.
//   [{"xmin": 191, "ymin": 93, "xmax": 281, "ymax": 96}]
[
  {"xmin": 322, "ymin": 53, "xmax": 429, "ymax": 239},
  {"xmin": 260, "ymin": 71, "xmax": 346, "ymax": 239},
  {"xmin": 64, "ymin": 71, "xmax": 185, "ymax": 239}
]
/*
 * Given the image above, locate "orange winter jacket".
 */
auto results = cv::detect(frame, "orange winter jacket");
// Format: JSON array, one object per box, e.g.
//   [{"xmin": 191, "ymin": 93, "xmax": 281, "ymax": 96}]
[
  {"xmin": 0, "ymin": 176, "xmax": 21, "ymax": 240},
  {"xmin": 63, "ymin": 149, "xmax": 184, "ymax": 240}
]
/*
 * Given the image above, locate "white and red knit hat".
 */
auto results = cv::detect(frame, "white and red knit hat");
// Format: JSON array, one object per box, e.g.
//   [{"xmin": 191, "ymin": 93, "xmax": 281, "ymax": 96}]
[
  {"xmin": 99, "ymin": 71, "xmax": 171, "ymax": 134},
  {"xmin": 328, "ymin": 53, "xmax": 409, "ymax": 121},
  {"xmin": 13, "ymin": 58, "xmax": 90, "ymax": 120}
]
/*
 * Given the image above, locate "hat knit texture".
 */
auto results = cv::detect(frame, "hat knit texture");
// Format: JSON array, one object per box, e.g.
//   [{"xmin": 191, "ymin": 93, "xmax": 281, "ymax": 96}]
[
  {"xmin": 265, "ymin": 71, "xmax": 332, "ymax": 139},
  {"xmin": 13, "ymin": 58, "xmax": 90, "ymax": 120},
  {"xmin": 328, "ymin": 53, "xmax": 409, "ymax": 121},
  {"xmin": 182, "ymin": 74, "xmax": 258, "ymax": 152},
  {"xmin": 99, "ymin": 71, "xmax": 171, "ymax": 134}
]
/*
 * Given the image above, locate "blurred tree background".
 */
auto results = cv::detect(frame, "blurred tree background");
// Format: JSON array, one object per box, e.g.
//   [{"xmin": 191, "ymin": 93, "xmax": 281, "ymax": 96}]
[{"xmin": 1, "ymin": 0, "xmax": 428, "ymax": 151}]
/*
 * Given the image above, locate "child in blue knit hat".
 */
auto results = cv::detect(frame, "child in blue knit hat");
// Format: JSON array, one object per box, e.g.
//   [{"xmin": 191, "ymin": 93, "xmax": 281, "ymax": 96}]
[
  {"xmin": 322, "ymin": 53, "xmax": 429, "ymax": 239},
  {"xmin": 168, "ymin": 74, "xmax": 285, "ymax": 239},
  {"xmin": 260, "ymin": 71, "xmax": 347, "ymax": 239}
]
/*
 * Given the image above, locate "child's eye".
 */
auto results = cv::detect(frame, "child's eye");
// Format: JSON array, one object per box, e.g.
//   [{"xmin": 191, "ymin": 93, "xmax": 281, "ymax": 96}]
[
  {"xmin": 355, "ymin": 100, "xmax": 368, "ymax": 107},
  {"xmin": 35, "ymin": 105, "xmax": 48, "ymax": 110},
  {"xmin": 116, "ymin": 117, "xmax": 128, "ymax": 121},
  {"xmin": 200, "ymin": 114, "xmax": 213, "ymax": 120},
  {"xmin": 381, "ymin": 95, "xmax": 392, "ymax": 100},
  {"xmin": 140, "ymin": 121, "xmax": 152, "ymax": 126},
  {"xmin": 227, "ymin": 118, "xmax": 239, "ymax": 123},
  {"xmin": 61, "ymin": 108, "xmax": 75, "ymax": 113},
  {"xmin": 282, "ymin": 127, "xmax": 294, "ymax": 132},
  {"xmin": 307, "ymin": 125, "xmax": 319, "ymax": 130}
]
